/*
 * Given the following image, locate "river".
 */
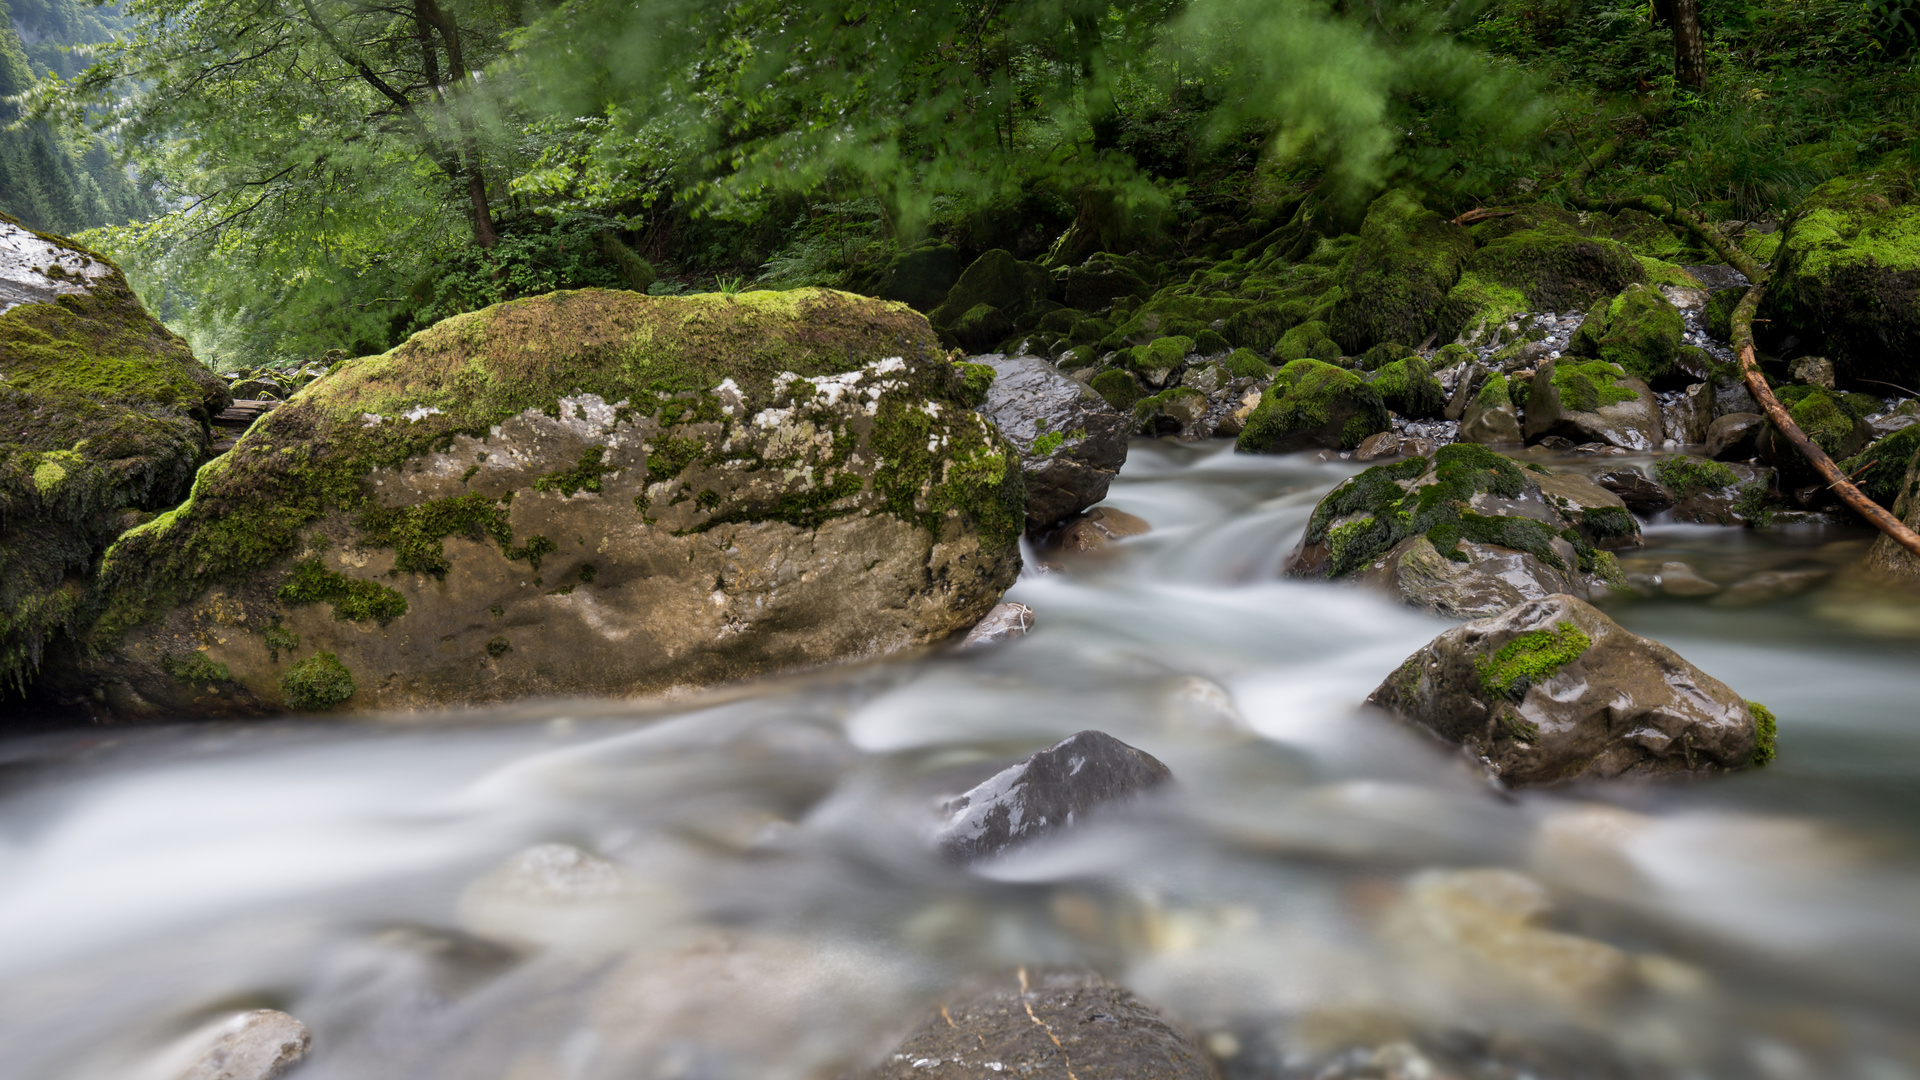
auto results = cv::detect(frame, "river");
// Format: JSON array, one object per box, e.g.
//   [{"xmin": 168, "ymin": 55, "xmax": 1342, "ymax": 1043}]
[{"xmin": 2, "ymin": 441, "xmax": 1917, "ymax": 1079}]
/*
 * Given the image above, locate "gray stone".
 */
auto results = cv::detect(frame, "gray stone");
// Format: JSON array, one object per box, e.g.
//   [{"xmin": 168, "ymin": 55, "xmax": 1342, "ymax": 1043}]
[
  {"xmin": 1458, "ymin": 395, "xmax": 1523, "ymax": 446},
  {"xmin": 1054, "ymin": 506, "xmax": 1151, "ymax": 553},
  {"xmin": 1707, "ymin": 412, "xmax": 1765, "ymax": 460},
  {"xmin": 1356, "ymin": 537, "xmax": 1582, "ymax": 620},
  {"xmin": 961, "ymin": 602, "xmax": 1035, "ymax": 648},
  {"xmin": 0, "ymin": 217, "xmax": 115, "ymax": 313},
  {"xmin": 864, "ymin": 969, "xmax": 1215, "ymax": 1080},
  {"xmin": 935, "ymin": 730, "xmax": 1172, "ymax": 862},
  {"xmin": 1524, "ymin": 359, "xmax": 1664, "ymax": 451},
  {"xmin": 1368, "ymin": 593, "xmax": 1763, "ymax": 787},
  {"xmin": 1711, "ymin": 568, "xmax": 1829, "ymax": 607},
  {"xmin": 1441, "ymin": 364, "xmax": 1483, "ymax": 422},
  {"xmin": 977, "ymin": 354, "xmax": 1130, "ymax": 533},
  {"xmin": 177, "ymin": 1010, "xmax": 311, "ymax": 1080},
  {"xmin": 1790, "ymin": 355, "xmax": 1837, "ymax": 391},
  {"xmin": 1595, "ymin": 469, "xmax": 1674, "ymax": 514}
]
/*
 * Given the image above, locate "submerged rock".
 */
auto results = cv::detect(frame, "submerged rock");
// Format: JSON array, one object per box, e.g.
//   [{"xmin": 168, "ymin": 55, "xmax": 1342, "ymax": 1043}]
[
  {"xmin": 1368, "ymin": 594, "xmax": 1767, "ymax": 786},
  {"xmin": 1523, "ymin": 358, "xmax": 1664, "ymax": 451},
  {"xmin": 1, "ymin": 214, "xmax": 229, "ymax": 694},
  {"xmin": 961, "ymin": 602, "xmax": 1034, "ymax": 648},
  {"xmin": 865, "ymin": 969, "xmax": 1215, "ymax": 1080},
  {"xmin": 1286, "ymin": 444, "xmax": 1633, "ymax": 618},
  {"xmin": 974, "ymin": 353, "xmax": 1129, "ymax": 533},
  {"xmin": 174, "ymin": 1010, "xmax": 310, "ymax": 1080},
  {"xmin": 935, "ymin": 730, "xmax": 1172, "ymax": 862},
  {"xmin": 71, "ymin": 289, "xmax": 1024, "ymax": 717}
]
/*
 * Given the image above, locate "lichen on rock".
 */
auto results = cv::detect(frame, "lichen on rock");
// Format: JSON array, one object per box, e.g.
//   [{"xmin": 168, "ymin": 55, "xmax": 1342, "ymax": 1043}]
[{"xmin": 69, "ymin": 287, "xmax": 1025, "ymax": 716}]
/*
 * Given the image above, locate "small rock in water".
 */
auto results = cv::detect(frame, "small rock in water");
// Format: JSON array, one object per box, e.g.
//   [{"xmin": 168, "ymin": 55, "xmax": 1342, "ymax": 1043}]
[
  {"xmin": 935, "ymin": 730, "xmax": 1172, "ymax": 861},
  {"xmin": 1054, "ymin": 506, "xmax": 1151, "ymax": 553},
  {"xmin": 1595, "ymin": 469, "xmax": 1674, "ymax": 514},
  {"xmin": 1367, "ymin": 593, "xmax": 1765, "ymax": 786},
  {"xmin": 1711, "ymin": 568, "xmax": 1829, "ymax": 607},
  {"xmin": 1707, "ymin": 411, "xmax": 1765, "ymax": 460},
  {"xmin": 1658, "ymin": 561, "xmax": 1722, "ymax": 597},
  {"xmin": 863, "ymin": 969, "xmax": 1214, "ymax": 1080},
  {"xmin": 961, "ymin": 602, "xmax": 1035, "ymax": 648},
  {"xmin": 1352, "ymin": 430, "xmax": 1402, "ymax": 461},
  {"xmin": 175, "ymin": 1010, "xmax": 310, "ymax": 1080}
]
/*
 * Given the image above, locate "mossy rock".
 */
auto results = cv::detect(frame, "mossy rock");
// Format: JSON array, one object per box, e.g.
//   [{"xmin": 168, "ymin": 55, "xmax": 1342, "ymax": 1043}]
[
  {"xmin": 1089, "ymin": 368, "xmax": 1145, "ymax": 411},
  {"xmin": 1133, "ymin": 386, "xmax": 1210, "ymax": 437},
  {"xmin": 1327, "ymin": 189, "xmax": 1473, "ymax": 355},
  {"xmin": 1437, "ymin": 210, "xmax": 1646, "ymax": 345},
  {"xmin": 1236, "ymin": 359, "xmax": 1388, "ymax": 454},
  {"xmin": 1369, "ymin": 356, "xmax": 1446, "ymax": 419},
  {"xmin": 1758, "ymin": 386, "xmax": 1874, "ymax": 475},
  {"xmin": 1054, "ymin": 256, "xmax": 1152, "ymax": 311},
  {"xmin": 871, "ymin": 243, "xmax": 964, "ymax": 312},
  {"xmin": 1, "ymin": 214, "xmax": 229, "ymax": 695},
  {"xmin": 1838, "ymin": 425, "xmax": 1920, "ymax": 508},
  {"xmin": 1221, "ymin": 301, "xmax": 1300, "ymax": 353},
  {"xmin": 1524, "ymin": 359, "xmax": 1663, "ymax": 451},
  {"xmin": 1125, "ymin": 335, "xmax": 1193, "ymax": 378},
  {"xmin": 1192, "ymin": 328, "xmax": 1231, "ymax": 356},
  {"xmin": 1273, "ymin": 320, "xmax": 1342, "ymax": 363},
  {"xmin": 68, "ymin": 288, "xmax": 1024, "ymax": 717},
  {"xmin": 1596, "ymin": 207, "xmax": 1711, "ymax": 264},
  {"xmin": 1566, "ymin": 284, "xmax": 1685, "ymax": 386},
  {"xmin": 1760, "ymin": 171, "xmax": 1920, "ymax": 386},
  {"xmin": 928, "ymin": 249, "xmax": 1052, "ymax": 348},
  {"xmin": 1703, "ymin": 288, "xmax": 1743, "ymax": 343},
  {"xmin": 1224, "ymin": 348, "xmax": 1274, "ymax": 379},
  {"xmin": 1356, "ymin": 342, "xmax": 1413, "ymax": 371}
]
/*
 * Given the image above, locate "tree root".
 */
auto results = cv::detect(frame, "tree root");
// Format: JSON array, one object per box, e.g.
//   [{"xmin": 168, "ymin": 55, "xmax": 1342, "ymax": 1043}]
[{"xmin": 1567, "ymin": 134, "xmax": 1920, "ymax": 558}]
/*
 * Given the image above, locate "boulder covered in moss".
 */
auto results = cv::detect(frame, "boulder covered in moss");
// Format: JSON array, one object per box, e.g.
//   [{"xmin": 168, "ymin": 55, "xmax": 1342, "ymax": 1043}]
[
  {"xmin": 1328, "ymin": 189, "xmax": 1473, "ymax": 354},
  {"xmin": 975, "ymin": 354, "xmax": 1129, "ymax": 534},
  {"xmin": 1285, "ymin": 444, "xmax": 1628, "ymax": 618},
  {"xmin": 1236, "ymin": 358, "xmax": 1387, "ymax": 454},
  {"xmin": 1053, "ymin": 252, "xmax": 1152, "ymax": 312},
  {"xmin": 1368, "ymin": 593, "xmax": 1767, "ymax": 786},
  {"xmin": 870, "ymin": 242, "xmax": 964, "ymax": 312},
  {"xmin": 1863, "ymin": 425, "xmax": 1920, "ymax": 579},
  {"xmin": 1, "ymin": 215, "xmax": 229, "ymax": 694},
  {"xmin": 1457, "ymin": 372, "xmax": 1524, "ymax": 445},
  {"xmin": 1760, "ymin": 171, "xmax": 1920, "ymax": 386},
  {"xmin": 1566, "ymin": 284, "xmax": 1685, "ymax": 386},
  {"xmin": 1369, "ymin": 355, "xmax": 1446, "ymax": 419},
  {"xmin": 1653, "ymin": 454, "xmax": 1774, "ymax": 526},
  {"xmin": 1438, "ymin": 206, "xmax": 1647, "ymax": 345},
  {"xmin": 1273, "ymin": 319, "xmax": 1342, "ymax": 363},
  {"xmin": 66, "ymin": 288, "xmax": 1024, "ymax": 717},
  {"xmin": 1524, "ymin": 359, "xmax": 1664, "ymax": 450},
  {"xmin": 928, "ymin": 249, "xmax": 1053, "ymax": 351},
  {"xmin": 1757, "ymin": 386, "xmax": 1875, "ymax": 477}
]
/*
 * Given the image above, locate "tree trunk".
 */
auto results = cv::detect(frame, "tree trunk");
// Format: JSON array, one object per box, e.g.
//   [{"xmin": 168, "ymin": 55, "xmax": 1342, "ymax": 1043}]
[
  {"xmin": 417, "ymin": 0, "xmax": 497, "ymax": 248},
  {"xmin": 1671, "ymin": 0, "xmax": 1706, "ymax": 92}
]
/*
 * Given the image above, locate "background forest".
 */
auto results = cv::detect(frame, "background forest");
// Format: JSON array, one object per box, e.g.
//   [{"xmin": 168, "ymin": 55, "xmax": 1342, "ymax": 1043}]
[{"xmin": 3, "ymin": 0, "xmax": 1916, "ymax": 371}]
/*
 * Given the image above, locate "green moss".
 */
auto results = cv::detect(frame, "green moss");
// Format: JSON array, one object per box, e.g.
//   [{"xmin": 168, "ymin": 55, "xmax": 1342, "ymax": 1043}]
[
  {"xmin": 1704, "ymin": 289, "xmax": 1743, "ymax": 343},
  {"xmin": 263, "ymin": 622, "xmax": 300, "ymax": 662},
  {"xmin": 356, "ymin": 493, "xmax": 514, "ymax": 578},
  {"xmin": 486, "ymin": 636, "xmax": 512, "ymax": 657},
  {"xmin": 1370, "ymin": 356, "xmax": 1446, "ymax": 419},
  {"xmin": 1237, "ymin": 359, "xmax": 1388, "ymax": 453},
  {"xmin": 956, "ymin": 362, "xmax": 997, "ymax": 406},
  {"xmin": 1474, "ymin": 372, "xmax": 1512, "ymax": 409},
  {"xmin": 1553, "ymin": 361, "xmax": 1640, "ymax": 413},
  {"xmin": 161, "ymin": 651, "xmax": 231, "ymax": 683},
  {"xmin": 277, "ymin": 558, "xmax": 409, "ymax": 625},
  {"xmin": 281, "ymin": 651, "xmax": 355, "ymax": 710},
  {"xmin": 1786, "ymin": 388, "xmax": 1865, "ymax": 457},
  {"xmin": 1580, "ymin": 505, "xmax": 1638, "ymax": 541},
  {"xmin": 1221, "ymin": 302, "xmax": 1298, "ymax": 352},
  {"xmin": 646, "ymin": 434, "xmax": 707, "ymax": 481},
  {"xmin": 1568, "ymin": 285, "xmax": 1683, "ymax": 384},
  {"xmin": 1225, "ymin": 348, "xmax": 1273, "ymax": 378},
  {"xmin": 1328, "ymin": 188, "xmax": 1473, "ymax": 353},
  {"xmin": 1031, "ymin": 431, "xmax": 1066, "ymax": 456},
  {"xmin": 1654, "ymin": 454, "xmax": 1741, "ymax": 496},
  {"xmin": 577, "ymin": 563, "xmax": 596, "ymax": 583},
  {"xmin": 533, "ymin": 445, "xmax": 616, "ymax": 497},
  {"xmin": 1734, "ymin": 481, "xmax": 1777, "ymax": 527},
  {"xmin": 868, "ymin": 397, "xmax": 1024, "ymax": 551},
  {"xmin": 1127, "ymin": 335, "xmax": 1193, "ymax": 373},
  {"xmin": 1475, "ymin": 621, "xmax": 1592, "ymax": 700},
  {"xmin": 1273, "ymin": 320, "xmax": 1342, "ymax": 363},
  {"xmin": 1636, "ymin": 256, "xmax": 1703, "ymax": 288},
  {"xmin": 1747, "ymin": 701, "xmax": 1777, "ymax": 766},
  {"xmin": 1436, "ymin": 270, "xmax": 1533, "ymax": 344},
  {"xmin": 1193, "ymin": 329, "xmax": 1231, "ymax": 356},
  {"xmin": 1838, "ymin": 427, "xmax": 1920, "ymax": 507},
  {"xmin": 1304, "ymin": 443, "xmax": 1552, "ymax": 576},
  {"xmin": 1090, "ymin": 369, "xmax": 1144, "ymax": 410}
]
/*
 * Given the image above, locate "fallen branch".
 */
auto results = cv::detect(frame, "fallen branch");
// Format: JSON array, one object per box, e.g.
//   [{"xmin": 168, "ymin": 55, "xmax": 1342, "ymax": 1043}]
[
  {"xmin": 1450, "ymin": 208, "xmax": 1517, "ymax": 227},
  {"xmin": 1730, "ymin": 284, "xmax": 1920, "ymax": 558}
]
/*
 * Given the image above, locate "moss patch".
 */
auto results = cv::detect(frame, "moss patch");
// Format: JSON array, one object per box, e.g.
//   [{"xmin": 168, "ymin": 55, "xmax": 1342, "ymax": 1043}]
[
  {"xmin": 277, "ymin": 558, "xmax": 409, "ymax": 625},
  {"xmin": 1654, "ymin": 454, "xmax": 1741, "ymax": 495},
  {"xmin": 1371, "ymin": 356, "xmax": 1446, "ymax": 419},
  {"xmin": 162, "ymin": 651, "xmax": 231, "ymax": 683},
  {"xmin": 1839, "ymin": 426, "xmax": 1920, "ymax": 507},
  {"xmin": 1237, "ymin": 359, "xmax": 1388, "ymax": 453},
  {"xmin": 1476, "ymin": 621, "xmax": 1592, "ymax": 700},
  {"xmin": 955, "ymin": 362, "xmax": 997, "ymax": 406},
  {"xmin": 1748, "ymin": 700, "xmax": 1777, "ymax": 766},
  {"xmin": 1553, "ymin": 361, "xmax": 1640, "ymax": 413},
  {"xmin": 1328, "ymin": 188, "xmax": 1473, "ymax": 353},
  {"xmin": 533, "ymin": 445, "xmax": 617, "ymax": 497},
  {"xmin": 281, "ymin": 651, "xmax": 356, "ymax": 710},
  {"xmin": 1090, "ymin": 369, "xmax": 1144, "ymax": 410}
]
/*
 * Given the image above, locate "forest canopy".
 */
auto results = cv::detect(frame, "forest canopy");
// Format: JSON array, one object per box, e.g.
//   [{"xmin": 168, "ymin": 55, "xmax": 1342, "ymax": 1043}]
[{"xmin": 6, "ymin": 0, "xmax": 1917, "ymax": 369}]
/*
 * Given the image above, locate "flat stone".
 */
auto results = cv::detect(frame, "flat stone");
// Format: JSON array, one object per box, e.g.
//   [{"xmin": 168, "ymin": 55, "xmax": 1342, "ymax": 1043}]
[
  {"xmin": 1054, "ymin": 506, "xmax": 1151, "ymax": 554},
  {"xmin": 934, "ymin": 730, "xmax": 1172, "ymax": 862},
  {"xmin": 1595, "ymin": 469, "xmax": 1674, "ymax": 514},
  {"xmin": 1711, "ymin": 568, "xmax": 1829, "ymax": 607}
]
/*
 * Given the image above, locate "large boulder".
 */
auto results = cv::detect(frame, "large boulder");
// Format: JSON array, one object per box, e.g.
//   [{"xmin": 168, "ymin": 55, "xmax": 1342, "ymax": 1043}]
[
  {"xmin": 1328, "ymin": 189, "xmax": 1473, "ymax": 354},
  {"xmin": 1760, "ymin": 171, "xmax": 1920, "ymax": 386},
  {"xmin": 1368, "ymin": 355, "xmax": 1447, "ymax": 419},
  {"xmin": 974, "ymin": 354, "xmax": 1129, "ymax": 534},
  {"xmin": 1523, "ymin": 358, "xmax": 1664, "ymax": 450},
  {"xmin": 1566, "ymin": 284, "xmax": 1685, "ymax": 386},
  {"xmin": 865, "ymin": 970, "xmax": 1215, "ymax": 1080},
  {"xmin": 1456, "ymin": 372, "xmax": 1524, "ymax": 445},
  {"xmin": 1437, "ymin": 206, "xmax": 1648, "ymax": 345},
  {"xmin": 1286, "ymin": 444, "xmax": 1634, "ymax": 618},
  {"xmin": 68, "ymin": 289, "xmax": 1024, "ymax": 716},
  {"xmin": 1235, "ymin": 358, "xmax": 1389, "ymax": 453},
  {"xmin": 928, "ymin": 249, "xmax": 1053, "ymax": 351},
  {"xmin": 870, "ymin": 243, "xmax": 963, "ymax": 312},
  {"xmin": 1, "ymin": 215, "xmax": 229, "ymax": 694},
  {"xmin": 1368, "ymin": 594, "xmax": 1768, "ymax": 786}
]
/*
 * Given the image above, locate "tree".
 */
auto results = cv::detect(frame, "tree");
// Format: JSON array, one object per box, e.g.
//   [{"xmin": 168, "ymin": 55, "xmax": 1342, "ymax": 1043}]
[{"xmin": 1654, "ymin": 0, "xmax": 1707, "ymax": 92}]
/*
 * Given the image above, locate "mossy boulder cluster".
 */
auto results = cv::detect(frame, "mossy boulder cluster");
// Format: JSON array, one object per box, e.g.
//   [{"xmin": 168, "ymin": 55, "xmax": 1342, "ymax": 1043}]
[
  {"xmin": 1523, "ymin": 358, "xmax": 1664, "ymax": 451},
  {"xmin": 1369, "ymin": 594, "xmax": 1768, "ymax": 787},
  {"xmin": 61, "ymin": 288, "xmax": 1025, "ymax": 716},
  {"xmin": 1, "ymin": 215, "xmax": 229, "ymax": 691},
  {"xmin": 1565, "ymin": 283, "xmax": 1684, "ymax": 386},
  {"xmin": 1286, "ymin": 444, "xmax": 1636, "ymax": 618}
]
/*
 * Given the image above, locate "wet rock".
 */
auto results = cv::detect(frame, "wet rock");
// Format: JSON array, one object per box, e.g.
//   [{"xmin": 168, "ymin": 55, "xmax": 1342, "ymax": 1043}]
[
  {"xmin": 1757, "ymin": 387, "xmax": 1874, "ymax": 477},
  {"xmin": 865, "ymin": 969, "xmax": 1216, "ymax": 1080},
  {"xmin": 1133, "ymin": 385, "xmax": 1210, "ymax": 437},
  {"xmin": 1235, "ymin": 359, "xmax": 1389, "ymax": 453},
  {"xmin": 0, "ymin": 214, "xmax": 230, "ymax": 695},
  {"xmin": 457, "ymin": 843, "xmax": 674, "ymax": 953},
  {"xmin": 176, "ymin": 1010, "xmax": 311, "ymax": 1080},
  {"xmin": 1665, "ymin": 380, "xmax": 1715, "ymax": 445},
  {"xmin": 1456, "ymin": 373, "xmax": 1523, "ymax": 446},
  {"xmin": 1329, "ymin": 188, "xmax": 1473, "ymax": 354},
  {"xmin": 976, "ymin": 354, "xmax": 1130, "ymax": 533},
  {"xmin": 1790, "ymin": 355, "xmax": 1837, "ymax": 390},
  {"xmin": 70, "ymin": 289, "xmax": 1024, "ymax": 717},
  {"xmin": 1711, "ymin": 568, "xmax": 1828, "ymax": 607},
  {"xmin": 1524, "ymin": 358, "xmax": 1663, "ymax": 451},
  {"xmin": 1655, "ymin": 454, "xmax": 1774, "ymax": 526},
  {"xmin": 1657, "ymin": 561, "xmax": 1722, "ymax": 597},
  {"xmin": 1368, "ymin": 593, "xmax": 1765, "ymax": 786},
  {"xmin": 1706, "ymin": 411, "xmax": 1765, "ymax": 460},
  {"xmin": 1212, "ymin": 386, "xmax": 1264, "ymax": 438},
  {"xmin": 1566, "ymin": 283, "xmax": 1685, "ymax": 386},
  {"xmin": 227, "ymin": 377, "xmax": 285, "ymax": 400},
  {"xmin": 934, "ymin": 730, "xmax": 1172, "ymax": 862},
  {"xmin": 1287, "ymin": 445, "xmax": 1628, "ymax": 618},
  {"xmin": 1440, "ymin": 362, "xmax": 1482, "ymax": 422},
  {"xmin": 1054, "ymin": 506, "xmax": 1151, "ymax": 553},
  {"xmin": 961, "ymin": 602, "xmax": 1035, "ymax": 647},
  {"xmin": 1533, "ymin": 471, "xmax": 1638, "ymax": 550},
  {"xmin": 1594, "ymin": 469, "xmax": 1674, "ymax": 514}
]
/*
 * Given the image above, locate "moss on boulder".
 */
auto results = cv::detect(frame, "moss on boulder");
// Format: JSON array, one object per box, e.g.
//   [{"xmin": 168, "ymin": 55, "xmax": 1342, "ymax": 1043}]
[
  {"xmin": 1368, "ymin": 356, "xmax": 1446, "ymax": 419},
  {"xmin": 1328, "ymin": 189, "xmax": 1473, "ymax": 354},
  {"xmin": 871, "ymin": 242, "xmax": 963, "ymax": 312},
  {"xmin": 1566, "ymin": 284, "xmax": 1685, "ymax": 385},
  {"xmin": 1838, "ymin": 425, "xmax": 1920, "ymax": 508},
  {"xmin": 1438, "ymin": 207, "xmax": 1646, "ymax": 344},
  {"xmin": 928, "ymin": 249, "xmax": 1052, "ymax": 350},
  {"xmin": 1758, "ymin": 386, "xmax": 1874, "ymax": 474},
  {"xmin": 1524, "ymin": 359, "xmax": 1663, "ymax": 450},
  {"xmin": 1236, "ymin": 359, "xmax": 1388, "ymax": 453},
  {"xmin": 69, "ymin": 288, "xmax": 1024, "ymax": 716},
  {"xmin": 1, "ymin": 214, "xmax": 229, "ymax": 694},
  {"xmin": 1760, "ymin": 171, "xmax": 1920, "ymax": 385},
  {"xmin": 1273, "ymin": 320, "xmax": 1342, "ymax": 363},
  {"xmin": 1089, "ymin": 369, "xmax": 1144, "ymax": 410}
]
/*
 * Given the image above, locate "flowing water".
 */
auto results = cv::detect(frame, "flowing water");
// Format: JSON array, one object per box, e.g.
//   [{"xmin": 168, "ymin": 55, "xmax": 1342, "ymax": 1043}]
[{"xmin": 2, "ymin": 442, "xmax": 1919, "ymax": 1080}]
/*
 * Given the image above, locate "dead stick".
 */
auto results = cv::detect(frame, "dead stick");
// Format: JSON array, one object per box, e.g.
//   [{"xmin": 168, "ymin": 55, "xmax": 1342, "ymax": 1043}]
[
  {"xmin": 1730, "ymin": 284, "xmax": 1920, "ymax": 558},
  {"xmin": 1450, "ymin": 208, "xmax": 1517, "ymax": 227}
]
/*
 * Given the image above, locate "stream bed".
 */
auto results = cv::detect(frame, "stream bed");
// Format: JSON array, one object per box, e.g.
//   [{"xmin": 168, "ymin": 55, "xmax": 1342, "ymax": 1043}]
[{"xmin": 2, "ymin": 441, "xmax": 1918, "ymax": 1080}]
